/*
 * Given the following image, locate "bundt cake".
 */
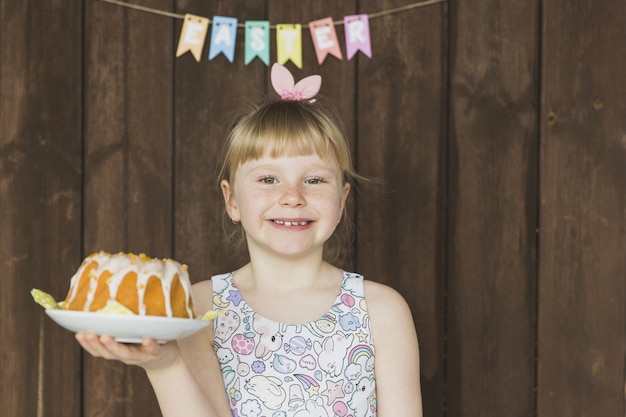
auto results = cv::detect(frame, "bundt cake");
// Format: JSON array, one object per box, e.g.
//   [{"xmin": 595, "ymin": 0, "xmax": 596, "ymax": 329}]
[{"xmin": 63, "ymin": 251, "xmax": 194, "ymax": 318}]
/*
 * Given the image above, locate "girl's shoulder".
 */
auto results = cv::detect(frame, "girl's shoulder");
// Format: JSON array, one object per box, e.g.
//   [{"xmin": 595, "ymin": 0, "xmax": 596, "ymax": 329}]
[
  {"xmin": 362, "ymin": 278, "xmax": 414, "ymax": 324},
  {"xmin": 362, "ymin": 278, "xmax": 409, "ymax": 304}
]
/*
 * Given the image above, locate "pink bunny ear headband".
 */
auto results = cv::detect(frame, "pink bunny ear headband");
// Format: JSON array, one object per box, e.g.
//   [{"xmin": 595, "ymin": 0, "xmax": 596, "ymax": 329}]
[{"xmin": 271, "ymin": 63, "xmax": 322, "ymax": 102}]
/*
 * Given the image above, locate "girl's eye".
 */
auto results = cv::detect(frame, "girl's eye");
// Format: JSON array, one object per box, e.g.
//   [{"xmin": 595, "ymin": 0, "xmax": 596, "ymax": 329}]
[
  {"xmin": 260, "ymin": 177, "xmax": 277, "ymax": 184},
  {"xmin": 306, "ymin": 177, "xmax": 325, "ymax": 185}
]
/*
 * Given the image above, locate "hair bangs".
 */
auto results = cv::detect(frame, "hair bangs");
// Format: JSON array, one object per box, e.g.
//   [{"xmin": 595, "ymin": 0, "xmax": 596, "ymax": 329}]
[
  {"xmin": 223, "ymin": 101, "xmax": 337, "ymax": 181},
  {"xmin": 252, "ymin": 114, "xmax": 332, "ymax": 160}
]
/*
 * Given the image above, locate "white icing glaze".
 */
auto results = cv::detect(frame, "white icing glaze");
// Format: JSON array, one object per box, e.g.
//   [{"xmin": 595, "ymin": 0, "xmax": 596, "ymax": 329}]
[{"xmin": 65, "ymin": 251, "xmax": 193, "ymax": 318}]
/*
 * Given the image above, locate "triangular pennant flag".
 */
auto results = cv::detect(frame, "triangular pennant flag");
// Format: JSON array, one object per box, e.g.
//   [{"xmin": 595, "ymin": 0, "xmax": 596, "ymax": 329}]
[
  {"xmin": 176, "ymin": 14, "xmax": 210, "ymax": 62},
  {"xmin": 308, "ymin": 17, "xmax": 343, "ymax": 65},
  {"xmin": 245, "ymin": 21, "xmax": 270, "ymax": 65},
  {"xmin": 344, "ymin": 14, "xmax": 372, "ymax": 60},
  {"xmin": 208, "ymin": 16, "xmax": 238, "ymax": 62},
  {"xmin": 276, "ymin": 24, "xmax": 303, "ymax": 69}
]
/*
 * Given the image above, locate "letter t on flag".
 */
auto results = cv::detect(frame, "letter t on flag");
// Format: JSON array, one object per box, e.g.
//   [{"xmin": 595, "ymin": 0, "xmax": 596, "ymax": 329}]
[
  {"xmin": 308, "ymin": 17, "xmax": 343, "ymax": 65},
  {"xmin": 276, "ymin": 24, "xmax": 303, "ymax": 69},
  {"xmin": 344, "ymin": 14, "xmax": 372, "ymax": 60},
  {"xmin": 176, "ymin": 14, "xmax": 210, "ymax": 62},
  {"xmin": 208, "ymin": 16, "xmax": 238, "ymax": 62}
]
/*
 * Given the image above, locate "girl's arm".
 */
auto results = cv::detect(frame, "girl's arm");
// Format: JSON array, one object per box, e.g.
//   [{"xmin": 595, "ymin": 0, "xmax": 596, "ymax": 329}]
[
  {"xmin": 75, "ymin": 279, "xmax": 230, "ymax": 417},
  {"xmin": 76, "ymin": 334, "xmax": 221, "ymax": 417},
  {"xmin": 145, "ymin": 349, "xmax": 219, "ymax": 417},
  {"xmin": 177, "ymin": 280, "xmax": 233, "ymax": 416},
  {"xmin": 364, "ymin": 280, "xmax": 423, "ymax": 417}
]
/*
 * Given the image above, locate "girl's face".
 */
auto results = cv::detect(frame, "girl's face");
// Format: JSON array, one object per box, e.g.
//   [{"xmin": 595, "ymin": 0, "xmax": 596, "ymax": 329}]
[{"xmin": 221, "ymin": 153, "xmax": 350, "ymax": 260}]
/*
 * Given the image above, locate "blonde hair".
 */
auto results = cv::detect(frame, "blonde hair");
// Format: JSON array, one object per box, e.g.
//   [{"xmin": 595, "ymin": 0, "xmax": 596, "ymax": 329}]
[{"xmin": 217, "ymin": 98, "xmax": 362, "ymax": 265}]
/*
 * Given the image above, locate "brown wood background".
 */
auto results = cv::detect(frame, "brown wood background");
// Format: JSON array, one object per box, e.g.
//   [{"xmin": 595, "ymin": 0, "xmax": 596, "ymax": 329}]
[{"xmin": 1, "ymin": 0, "xmax": 624, "ymax": 416}]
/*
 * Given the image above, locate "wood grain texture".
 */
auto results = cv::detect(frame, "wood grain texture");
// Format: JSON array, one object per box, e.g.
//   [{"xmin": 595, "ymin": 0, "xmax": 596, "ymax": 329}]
[
  {"xmin": 355, "ymin": 1, "xmax": 446, "ymax": 415},
  {"xmin": 537, "ymin": 0, "xmax": 626, "ymax": 415},
  {"xmin": 82, "ymin": 0, "xmax": 174, "ymax": 415},
  {"xmin": 0, "ymin": 1, "xmax": 83, "ymax": 416},
  {"xmin": 446, "ymin": 0, "xmax": 539, "ymax": 415},
  {"xmin": 2, "ymin": 0, "xmax": 625, "ymax": 416}
]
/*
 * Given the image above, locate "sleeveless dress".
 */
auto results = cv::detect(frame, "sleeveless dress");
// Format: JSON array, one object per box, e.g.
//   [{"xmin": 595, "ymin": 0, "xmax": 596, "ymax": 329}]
[{"xmin": 212, "ymin": 271, "xmax": 377, "ymax": 417}]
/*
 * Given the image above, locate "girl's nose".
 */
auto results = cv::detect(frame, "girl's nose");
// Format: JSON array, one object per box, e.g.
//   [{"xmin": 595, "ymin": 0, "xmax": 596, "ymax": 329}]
[{"xmin": 279, "ymin": 184, "xmax": 305, "ymax": 207}]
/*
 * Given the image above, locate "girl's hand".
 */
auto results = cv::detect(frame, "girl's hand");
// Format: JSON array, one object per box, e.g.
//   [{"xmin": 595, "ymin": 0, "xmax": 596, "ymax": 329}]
[{"xmin": 75, "ymin": 333, "xmax": 180, "ymax": 370}]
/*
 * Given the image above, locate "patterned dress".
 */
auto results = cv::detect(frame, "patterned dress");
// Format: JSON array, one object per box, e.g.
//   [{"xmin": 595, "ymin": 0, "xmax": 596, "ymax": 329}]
[{"xmin": 212, "ymin": 271, "xmax": 377, "ymax": 417}]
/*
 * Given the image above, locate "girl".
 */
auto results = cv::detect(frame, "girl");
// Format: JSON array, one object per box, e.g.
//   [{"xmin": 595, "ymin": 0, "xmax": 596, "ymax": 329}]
[{"xmin": 77, "ymin": 64, "xmax": 422, "ymax": 417}]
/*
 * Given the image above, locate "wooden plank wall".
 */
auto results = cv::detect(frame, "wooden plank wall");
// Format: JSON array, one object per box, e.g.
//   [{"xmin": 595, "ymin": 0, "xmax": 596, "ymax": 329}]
[
  {"xmin": 537, "ymin": 1, "xmax": 626, "ymax": 416},
  {"xmin": 1, "ymin": 1, "xmax": 624, "ymax": 416}
]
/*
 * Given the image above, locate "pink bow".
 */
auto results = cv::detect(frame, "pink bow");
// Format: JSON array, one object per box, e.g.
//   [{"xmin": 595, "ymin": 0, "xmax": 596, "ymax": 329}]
[{"xmin": 271, "ymin": 63, "xmax": 322, "ymax": 102}]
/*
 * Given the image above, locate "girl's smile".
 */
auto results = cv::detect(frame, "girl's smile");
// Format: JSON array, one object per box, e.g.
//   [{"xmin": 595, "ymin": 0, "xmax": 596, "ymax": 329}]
[{"xmin": 272, "ymin": 219, "xmax": 311, "ymax": 227}]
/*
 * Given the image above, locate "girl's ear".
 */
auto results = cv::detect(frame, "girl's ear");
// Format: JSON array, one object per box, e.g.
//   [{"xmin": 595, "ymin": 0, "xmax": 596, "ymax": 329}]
[
  {"xmin": 340, "ymin": 182, "xmax": 351, "ymax": 212},
  {"xmin": 221, "ymin": 180, "xmax": 240, "ymax": 222}
]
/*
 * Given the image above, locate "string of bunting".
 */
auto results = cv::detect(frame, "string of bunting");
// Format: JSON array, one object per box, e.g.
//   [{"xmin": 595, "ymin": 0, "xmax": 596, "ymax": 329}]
[{"xmin": 98, "ymin": 0, "xmax": 446, "ymax": 68}]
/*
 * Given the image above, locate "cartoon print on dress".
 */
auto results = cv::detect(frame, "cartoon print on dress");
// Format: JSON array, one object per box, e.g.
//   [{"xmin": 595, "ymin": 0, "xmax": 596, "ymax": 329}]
[
  {"xmin": 236, "ymin": 357, "xmax": 251, "ymax": 377},
  {"xmin": 311, "ymin": 313, "xmax": 337, "ymax": 337},
  {"xmin": 293, "ymin": 374, "xmax": 321, "ymax": 397},
  {"xmin": 348, "ymin": 375, "xmax": 376, "ymax": 417},
  {"xmin": 338, "ymin": 311, "xmax": 360, "ymax": 332},
  {"xmin": 229, "ymin": 377, "xmax": 243, "ymax": 407},
  {"xmin": 213, "ymin": 294, "xmax": 230, "ymax": 309},
  {"xmin": 299, "ymin": 354, "xmax": 317, "ymax": 371},
  {"xmin": 240, "ymin": 398, "xmax": 262, "ymax": 417},
  {"xmin": 251, "ymin": 360, "xmax": 266, "ymax": 373},
  {"xmin": 215, "ymin": 310, "xmax": 241, "ymax": 343},
  {"xmin": 293, "ymin": 397, "xmax": 331, "ymax": 417},
  {"xmin": 272, "ymin": 354, "xmax": 297, "ymax": 374},
  {"xmin": 214, "ymin": 272, "xmax": 376, "ymax": 417},
  {"xmin": 216, "ymin": 347, "xmax": 234, "ymax": 364},
  {"xmin": 284, "ymin": 336, "xmax": 312, "ymax": 356},
  {"xmin": 332, "ymin": 401, "xmax": 350, "ymax": 417},
  {"xmin": 286, "ymin": 317, "xmax": 334, "ymax": 339},
  {"xmin": 232, "ymin": 332, "xmax": 256, "ymax": 355},
  {"xmin": 227, "ymin": 288, "xmax": 245, "ymax": 306},
  {"xmin": 344, "ymin": 344, "xmax": 375, "ymax": 382},
  {"xmin": 253, "ymin": 312, "xmax": 284, "ymax": 360},
  {"xmin": 214, "ymin": 340, "xmax": 235, "ymax": 364},
  {"xmin": 321, "ymin": 379, "xmax": 345, "ymax": 406},
  {"xmin": 340, "ymin": 292, "xmax": 355, "ymax": 307},
  {"xmin": 244, "ymin": 375, "xmax": 287, "ymax": 410},
  {"xmin": 313, "ymin": 331, "xmax": 355, "ymax": 378},
  {"xmin": 221, "ymin": 365, "xmax": 236, "ymax": 387},
  {"xmin": 341, "ymin": 272, "xmax": 363, "ymax": 294},
  {"xmin": 287, "ymin": 384, "xmax": 305, "ymax": 411}
]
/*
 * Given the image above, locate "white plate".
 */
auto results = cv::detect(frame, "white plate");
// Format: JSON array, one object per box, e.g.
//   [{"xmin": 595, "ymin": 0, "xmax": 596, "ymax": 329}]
[{"xmin": 46, "ymin": 310, "xmax": 210, "ymax": 343}]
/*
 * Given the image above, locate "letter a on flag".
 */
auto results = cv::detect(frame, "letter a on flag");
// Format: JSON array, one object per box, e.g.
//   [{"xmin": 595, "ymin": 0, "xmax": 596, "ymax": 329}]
[{"xmin": 208, "ymin": 16, "xmax": 238, "ymax": 62}]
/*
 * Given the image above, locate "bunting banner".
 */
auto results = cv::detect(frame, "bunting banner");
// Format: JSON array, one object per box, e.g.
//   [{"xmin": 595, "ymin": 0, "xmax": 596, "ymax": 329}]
[
  {"xmin": 245, "ymin": 21, "xmax": 270, "ymax": 65},
  {"xmin": 98, "ymin": 0, "xmax": 446, "ymax": 67},
  {"xmin": 308, "ymin": 17, "xmax": 343, "ymax": 65},
  {"xmin": 208, "ymin": 16, "xmax": 238, "ymax": 62},
  {"xmin": 175, "ymin": 14, "xmax": 209, "ymax": 62},
  {"xmin": 276, "ymin": 24, "xmax": 303, "ymax": 69},
  {"xmin": 344, "ymin": 14, "xmax": 372, "ymax": 60}
]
